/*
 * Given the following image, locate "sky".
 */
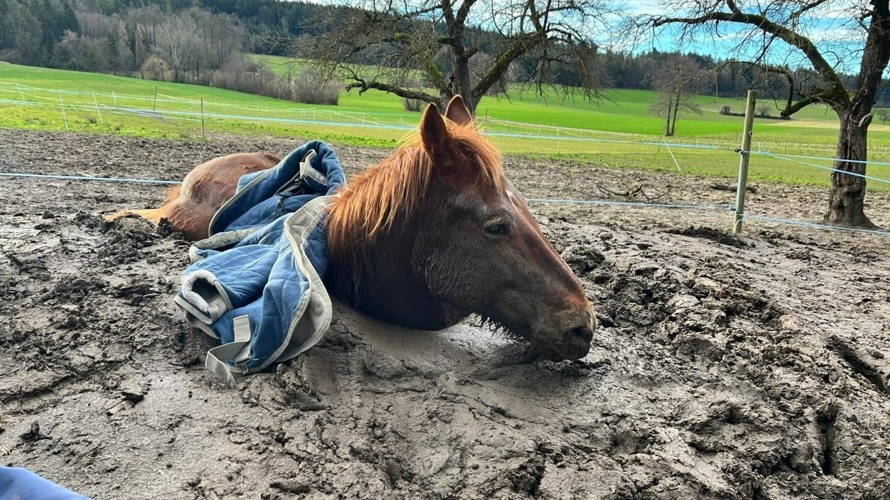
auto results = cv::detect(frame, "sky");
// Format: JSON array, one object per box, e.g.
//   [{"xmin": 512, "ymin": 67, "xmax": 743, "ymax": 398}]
[{"xmin": 607, "ymin": 0, "xmax": 869, "ymax": 75}]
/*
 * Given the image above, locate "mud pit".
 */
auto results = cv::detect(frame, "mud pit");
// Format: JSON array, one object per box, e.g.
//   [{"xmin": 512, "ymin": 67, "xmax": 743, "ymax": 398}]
[{"xmin": 1, "ymin": 128, "xmax": 890, "ymax": 499}]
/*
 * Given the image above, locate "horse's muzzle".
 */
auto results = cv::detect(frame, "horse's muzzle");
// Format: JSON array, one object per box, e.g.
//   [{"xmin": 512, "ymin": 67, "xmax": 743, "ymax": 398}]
[
  {"xmin": 562, "ymin": 316, "xmax": 596, "ymax": 360},
  {"xmin": 538, "ymin": 306, "xmax": 596, "ymax": 361}
]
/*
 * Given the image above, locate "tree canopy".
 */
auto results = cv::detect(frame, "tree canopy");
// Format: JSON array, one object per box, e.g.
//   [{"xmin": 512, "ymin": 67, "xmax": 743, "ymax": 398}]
[
  {"xmin": 649, "ymin": 0, "xmax": 890, "ymax": 227},
  {"xmin": 301, "ymin": 0, "xmax": 612, "ymax": 113}
]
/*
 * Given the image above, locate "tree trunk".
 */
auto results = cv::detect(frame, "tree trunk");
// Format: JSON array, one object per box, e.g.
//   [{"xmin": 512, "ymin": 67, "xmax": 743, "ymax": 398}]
[
  {"xmin": 823, "ymin": 0, "xmax": 888, "ymax": 227},
  {"xmin": 670, "ymin": 90, "xmax": 681, "ymax": 136},
  {"xmin": 825, "ymin": 107, "xmax": 874, "ymax": 227},
  {"xmin": 448, "ymin": 38, "xmax": 475, "ymax": 114},
  {"xmin": 665, "ymin": 94, "xmax": 673, "ymax": 136}
]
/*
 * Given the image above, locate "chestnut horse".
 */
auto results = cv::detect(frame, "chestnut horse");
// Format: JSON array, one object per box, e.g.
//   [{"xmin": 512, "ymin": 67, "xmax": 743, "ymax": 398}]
[{"xmin": 112, "ymin": 96, "xmax": 596, "ymax": 360}]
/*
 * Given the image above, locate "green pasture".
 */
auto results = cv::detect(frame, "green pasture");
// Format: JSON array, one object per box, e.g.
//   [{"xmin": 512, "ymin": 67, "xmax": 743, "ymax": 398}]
[
  {"xmin": 2, "ymin": 61, "xmax": 890, "ymax": 191},
  {"xmin": 252, "ymin": 54, "xmax": 848, "ymax": 138}
]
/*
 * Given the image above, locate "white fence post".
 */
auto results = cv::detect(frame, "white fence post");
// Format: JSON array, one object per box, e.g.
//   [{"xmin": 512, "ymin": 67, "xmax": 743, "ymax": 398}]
[
  {"xmin": 201, "ymin": 97, "xmax": 205, "ymax": 141},
  {"xmin": 92, "ymin": 91, "xmax": 101, "ymax": 122},
  {"xmin": 58, "ymin": 91, "xmax": 69, "ymax": 132}
]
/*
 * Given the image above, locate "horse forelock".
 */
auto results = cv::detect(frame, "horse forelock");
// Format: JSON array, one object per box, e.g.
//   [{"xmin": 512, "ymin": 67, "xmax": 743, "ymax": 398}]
[
  {"xmin": 440, "ymin": 121, "xmax": 504, "ymax": 190},
  {"xmin": 326, "ymin": 122, "xmax": 503, "ymax": 263}
]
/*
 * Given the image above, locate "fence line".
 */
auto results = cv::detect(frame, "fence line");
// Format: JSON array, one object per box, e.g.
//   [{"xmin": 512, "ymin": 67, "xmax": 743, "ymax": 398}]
[
  {"xmin": 755, "ymin": 151, "xmax": 890, "ymax": 184},
  {"xmin": 4, "ymin": 83, "xmax": 890, "ymax": 172},
  {"xmin": 2, "ymin": 167, "xmax": 887, "ymax": 238},
  {"xmin": 0, "ymin": 83, "xmax": 405, "ymax": 122},
  {"xmin": 0, "ymin": 95, "xmax": 757, "ymax": 151},
  {"xmin": 0, "ymin": 82, "xmax": 758, "ymax": 149},
  {"xmin": 740, "ymin": 213, "xmax": 890, "ymax": 237},
  {"xmin": 0, "ymin": 171, "xmax": 181, "ymax": 184},
  {"xmin": 3, "ymin": 82, "xmax": 890, "ymax": 238},
  {"xmin": 4, "ymin": 84, "xmax": 890, "ymax": 168}
]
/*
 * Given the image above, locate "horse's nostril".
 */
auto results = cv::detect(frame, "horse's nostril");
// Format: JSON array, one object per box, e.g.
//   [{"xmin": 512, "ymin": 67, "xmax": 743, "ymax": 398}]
[{"xmin": 569, "ymin": 325, "xmax": 594, "ymax": 344}]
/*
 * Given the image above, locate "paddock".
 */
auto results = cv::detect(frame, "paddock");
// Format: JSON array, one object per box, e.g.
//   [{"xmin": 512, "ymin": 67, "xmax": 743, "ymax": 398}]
[{"xmin": 1, "ymin": 128, "xmax": 889, "ymax": 498}]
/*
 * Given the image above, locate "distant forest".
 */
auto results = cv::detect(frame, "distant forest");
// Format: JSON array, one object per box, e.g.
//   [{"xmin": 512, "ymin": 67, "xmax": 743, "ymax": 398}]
[{"xmin": 0, "ymin": 0, "xmax": 881, "ymax": 107}]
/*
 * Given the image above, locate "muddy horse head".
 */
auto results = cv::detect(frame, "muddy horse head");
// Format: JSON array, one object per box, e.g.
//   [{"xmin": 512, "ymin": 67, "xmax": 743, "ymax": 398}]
[
  {"xmin": 110, "ymin": 96, "xmax": 596, "ymax": 360},
  {"xmin": 325, "ymin": 96, "xmax": 596, "ymax": 359}
]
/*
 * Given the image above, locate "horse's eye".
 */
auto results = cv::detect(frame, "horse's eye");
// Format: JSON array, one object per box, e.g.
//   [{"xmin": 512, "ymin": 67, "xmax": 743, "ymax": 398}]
[{"xmin": 484, "ymin": 220, "xmax": 511, "ymax": 237}]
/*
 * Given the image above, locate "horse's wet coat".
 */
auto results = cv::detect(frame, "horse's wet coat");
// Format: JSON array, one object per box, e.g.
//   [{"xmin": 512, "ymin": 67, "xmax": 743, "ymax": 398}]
[{"xmin": 111, "ymin": 96, "xmax": 595, "ymax": 360}]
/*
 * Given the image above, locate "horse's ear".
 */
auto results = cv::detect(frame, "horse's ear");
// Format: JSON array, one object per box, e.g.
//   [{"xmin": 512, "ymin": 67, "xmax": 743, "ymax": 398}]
[
  {"xmin": 445, "ymin": 95, "xmax": 473, "ymax": 126},
  {"xmin": 420, "ymin": 101, "xmax": 452, "ymax": 157}
]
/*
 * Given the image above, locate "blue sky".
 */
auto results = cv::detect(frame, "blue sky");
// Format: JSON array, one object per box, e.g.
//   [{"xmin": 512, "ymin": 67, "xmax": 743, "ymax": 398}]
[{"xmin": 609, "ymin": 1, "xmax": 869, "ymax": 75}]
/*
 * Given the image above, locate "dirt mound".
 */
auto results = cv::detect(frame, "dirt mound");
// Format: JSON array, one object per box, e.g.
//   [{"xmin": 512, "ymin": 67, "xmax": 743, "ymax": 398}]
[{"xmin": 2, "ymin": 129, "xmax": 890, "ymax": 499}]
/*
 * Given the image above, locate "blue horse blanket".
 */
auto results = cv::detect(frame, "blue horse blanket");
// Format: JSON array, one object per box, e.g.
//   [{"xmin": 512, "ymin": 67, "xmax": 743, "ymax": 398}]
[
  {"xmin": 174, "ymin": 141, "xmax": 346, "ymax": 382},
  {"xmin": 0, "ymin": 466, "xmax": 89, "ymax": 499}
]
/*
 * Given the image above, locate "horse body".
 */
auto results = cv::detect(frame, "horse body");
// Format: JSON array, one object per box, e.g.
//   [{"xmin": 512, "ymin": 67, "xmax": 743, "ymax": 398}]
[
  {"xmin": 114, "ymin": 96, "xmax": 595, "ymax": 360},
  {"xmin": 110, "ymin": 152, "xmax": 279, "ymax": 240}
]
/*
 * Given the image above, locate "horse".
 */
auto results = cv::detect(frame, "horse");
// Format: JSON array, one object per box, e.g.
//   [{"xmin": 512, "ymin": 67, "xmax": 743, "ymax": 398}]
[
  {"xmin": 111, "ymin": 96, "xmax": 596, "ymax": 360},
  {"xmin": 110, "ymin": 151, "xmax": 281, "ymax": 241}
]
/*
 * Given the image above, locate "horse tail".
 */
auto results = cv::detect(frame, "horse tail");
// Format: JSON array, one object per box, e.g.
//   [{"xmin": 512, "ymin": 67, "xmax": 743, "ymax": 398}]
[{"xmin": 105, "ymin": 185, "xmax": 182, "ymax": 223}]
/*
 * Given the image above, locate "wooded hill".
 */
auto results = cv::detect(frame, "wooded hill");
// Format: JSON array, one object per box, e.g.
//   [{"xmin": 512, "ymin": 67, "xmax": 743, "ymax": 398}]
[{"xmin": 0, "ymin": 0, "xmax": 874, "ymax": 106}]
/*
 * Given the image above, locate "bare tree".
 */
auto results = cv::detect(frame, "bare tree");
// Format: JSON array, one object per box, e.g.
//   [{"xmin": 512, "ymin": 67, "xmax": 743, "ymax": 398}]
[
  {"xmin": 648, "ymin": 56, "xmax": 704, "ymax": 136},
  {"xmin": 127, "ymin": 5, "xmax": 165, "ymax": 50},
  {"xmin": 155, "ymin": 15, "xmax": 200, "ymax": 82},
  {"xmin": 649, "ymin": 0, "xmax": 890, "ymax": 227},
  {"xmin": 112, "ymin": 20, "xmax": 133, "ymax": 70},
  {"xmin": 301, "ymin": 0, "xmax": 613, "ymax": 114},
  {"xmin": 191, "ymin": 8, "xmax": 244, "ymax": 72}
]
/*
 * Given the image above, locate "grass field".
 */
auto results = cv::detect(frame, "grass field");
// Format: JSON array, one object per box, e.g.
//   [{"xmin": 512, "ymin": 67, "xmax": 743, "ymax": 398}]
[{"xmin": 3, "ymin": 61, "xmax": 890, "ymax": 190}]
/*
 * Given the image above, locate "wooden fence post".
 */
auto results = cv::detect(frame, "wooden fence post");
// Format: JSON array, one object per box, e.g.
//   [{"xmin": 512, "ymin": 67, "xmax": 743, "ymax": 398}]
[{"xmin": 733, "ymin": 90, "xmax": 757, "ymax": 234}]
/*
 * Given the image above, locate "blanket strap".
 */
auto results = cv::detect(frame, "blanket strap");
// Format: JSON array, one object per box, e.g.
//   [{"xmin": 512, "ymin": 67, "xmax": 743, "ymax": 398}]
[
  {"xmin": 205, "ymin": 315, "xmax": 252, "ymax": 385},
  {"xmin": 300, "ymin": 150, "xmax": 327, "ymax": 186},
  {"xmin": 275, "ymin": 150, "xmax": 326, "ymax": 197}
]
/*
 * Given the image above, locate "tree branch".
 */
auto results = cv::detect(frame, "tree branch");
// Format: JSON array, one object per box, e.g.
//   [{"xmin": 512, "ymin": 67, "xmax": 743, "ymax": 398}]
[
  {"xmin": 345, "ymin": 79, "xmax": 439, "ymax": 102},
  {"xmin": 455, "ymin": 0, "xmax": 478, "ymax": 27},
  {"xmin": 781, "ymin": 91, "xmax": 837, "ymax": 116},
  {"xmin": 652, "ymin": 8, "xmax": 848, "ymax": 103},
  {"xmin": 425, "ymin": 58, "xmax": 451, "ymax": 96},
  {"xmin": 472, "ymin": 33, "xmax": 544, "ymax": 98},
  {"xmin": 792, "ymin": 0, "xmax": 831, "ymax": 20}
]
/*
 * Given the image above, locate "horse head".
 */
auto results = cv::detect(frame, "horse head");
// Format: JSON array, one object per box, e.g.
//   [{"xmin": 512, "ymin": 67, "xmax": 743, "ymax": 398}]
[{"xmin": 326, "ymin": 96, "xmax": 596, "ymax": 360}]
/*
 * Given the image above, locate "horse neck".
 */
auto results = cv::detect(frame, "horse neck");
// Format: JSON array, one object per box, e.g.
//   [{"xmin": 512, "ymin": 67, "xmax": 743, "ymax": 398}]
[{"xmin": 323, "ymin": 211, "xmax": 460, "ymax": 330}]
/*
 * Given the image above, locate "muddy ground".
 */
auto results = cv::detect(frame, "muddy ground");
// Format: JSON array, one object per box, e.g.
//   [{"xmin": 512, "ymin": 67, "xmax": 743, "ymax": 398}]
[{"xmin": 1, "ymin": 128, "xmax": 889, "ymax": 499}]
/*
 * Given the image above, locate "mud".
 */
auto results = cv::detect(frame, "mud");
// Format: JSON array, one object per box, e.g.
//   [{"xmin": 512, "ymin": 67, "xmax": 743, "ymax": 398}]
[{"xmin": 1, "ymin": 128, "xmax": 889, "ymax": 499}]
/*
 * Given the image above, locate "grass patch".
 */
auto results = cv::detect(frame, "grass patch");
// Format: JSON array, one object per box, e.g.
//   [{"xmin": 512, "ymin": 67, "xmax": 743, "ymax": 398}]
[{"xmin": 3, "ymin": 61, "xmax": 890, "ymax": 191}]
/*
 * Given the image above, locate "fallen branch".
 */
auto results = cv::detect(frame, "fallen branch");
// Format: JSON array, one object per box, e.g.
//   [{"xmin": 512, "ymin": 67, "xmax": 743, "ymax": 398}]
[
  {"xmin": 710, "ymin": 183, "xmax": 758, "ymax": 194},
  {"xmin": 594, "ymin": 183, "xmax": 671, "ymax": 202}
]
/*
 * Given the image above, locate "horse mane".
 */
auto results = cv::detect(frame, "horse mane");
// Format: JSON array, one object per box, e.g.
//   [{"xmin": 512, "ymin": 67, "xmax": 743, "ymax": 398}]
[{"xmin": 326, "ymin": 121, "xmax": 503, "ymax": 262}]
